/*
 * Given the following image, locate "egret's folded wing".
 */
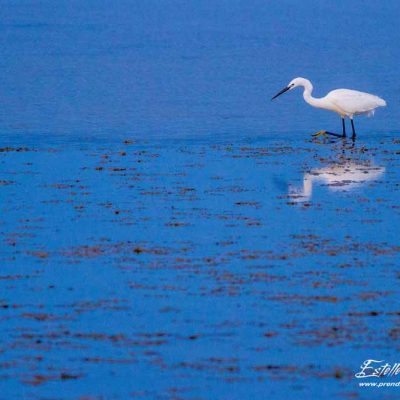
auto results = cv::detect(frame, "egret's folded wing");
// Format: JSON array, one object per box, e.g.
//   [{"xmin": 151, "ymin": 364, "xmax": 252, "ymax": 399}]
[{"xmin": 327, "ymin": 89, "xmax": 386, "ymax": 114}]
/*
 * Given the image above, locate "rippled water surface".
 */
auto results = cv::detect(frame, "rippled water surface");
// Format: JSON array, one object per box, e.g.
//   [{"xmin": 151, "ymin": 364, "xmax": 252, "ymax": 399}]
[{"xmin": 1, "ymin": 1, "xmax": 400, "ymax": 399}]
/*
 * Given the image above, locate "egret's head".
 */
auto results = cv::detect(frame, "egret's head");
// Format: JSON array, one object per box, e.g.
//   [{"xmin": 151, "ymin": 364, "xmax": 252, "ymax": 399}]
[
  {"xmin": 288, "ymin": 77, "xmax": 306, "ymax": 89},
  {"xmin": 271, "ymin": 77, "xmax": 309, "ymax": 100}
]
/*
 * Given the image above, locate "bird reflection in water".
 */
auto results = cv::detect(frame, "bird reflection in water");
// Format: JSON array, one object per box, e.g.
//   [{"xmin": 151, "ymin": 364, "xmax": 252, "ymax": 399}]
[{"xmin": 288, "ymin": 144, "xmax": 385, "ymax": 202}]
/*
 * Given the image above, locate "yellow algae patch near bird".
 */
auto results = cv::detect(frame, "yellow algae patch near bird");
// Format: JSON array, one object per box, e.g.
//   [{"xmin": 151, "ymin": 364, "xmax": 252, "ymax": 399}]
[{"xmin": 312, "ymin": 130, "xmax": 327, "ymax": 137}]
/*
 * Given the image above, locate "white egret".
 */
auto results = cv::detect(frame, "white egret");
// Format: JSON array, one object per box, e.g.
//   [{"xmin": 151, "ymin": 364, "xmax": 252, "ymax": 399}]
[{"xmin": 272, "ymin": 77, "xmax": 386, "ymax": 139}]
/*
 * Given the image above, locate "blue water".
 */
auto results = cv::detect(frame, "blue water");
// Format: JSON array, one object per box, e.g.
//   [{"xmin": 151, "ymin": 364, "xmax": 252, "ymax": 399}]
[
  {"xmin": 0, "ymin": 0, "xmax": 398, "ymax": 137},
  {"xmin": 1, "ymin": 1, "xmax": 400, "ymax": 400}
]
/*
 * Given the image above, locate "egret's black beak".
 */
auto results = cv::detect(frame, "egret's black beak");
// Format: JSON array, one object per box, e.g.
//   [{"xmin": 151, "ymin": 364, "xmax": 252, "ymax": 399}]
[{"xmin": 271, "ymin": 86, "xmax": 291, "ymax": 100}]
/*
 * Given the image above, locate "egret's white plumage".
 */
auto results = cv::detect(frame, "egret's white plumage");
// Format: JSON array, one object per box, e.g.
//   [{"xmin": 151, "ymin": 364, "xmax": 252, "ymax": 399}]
[
  {"xmin": 323, "ymin": 88, "xmax": 386, "ymax": 117},
  {"xmin": 272, "ymin": 77, "xmax": 386, "ymax": 138}
]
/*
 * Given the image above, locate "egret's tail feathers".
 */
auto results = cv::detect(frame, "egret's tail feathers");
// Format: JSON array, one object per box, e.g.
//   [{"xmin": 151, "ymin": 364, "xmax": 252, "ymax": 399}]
[{"xmin": 377, "ymin": 97, "xmax": 387, "ymax": 107}]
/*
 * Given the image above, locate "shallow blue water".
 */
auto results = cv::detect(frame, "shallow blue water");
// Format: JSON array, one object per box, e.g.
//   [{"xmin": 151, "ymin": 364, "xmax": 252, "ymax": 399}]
[{"xmin": 0, "ymin": 2, "xmax": 400, "ymax": 400}]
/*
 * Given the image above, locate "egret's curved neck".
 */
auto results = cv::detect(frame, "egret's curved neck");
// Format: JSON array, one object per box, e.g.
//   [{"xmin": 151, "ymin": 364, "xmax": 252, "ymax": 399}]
[{"xmin": 301, "ymin": 80, "xmax": 325, "ymax": 108}]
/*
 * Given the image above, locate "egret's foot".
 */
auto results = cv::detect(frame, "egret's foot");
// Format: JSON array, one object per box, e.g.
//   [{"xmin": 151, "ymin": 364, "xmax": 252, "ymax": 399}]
[
  {"xmin": 324, "ymin": 131, "xmax": 345, "ymax": 138},
  {"xmin": 312, "ymin": 130, "xmax": 327, "ymax": 137}
]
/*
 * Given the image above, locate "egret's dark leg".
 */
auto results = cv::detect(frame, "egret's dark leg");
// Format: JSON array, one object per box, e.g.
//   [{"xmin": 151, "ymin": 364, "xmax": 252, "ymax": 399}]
[
  {"xmin": 313, "ymin": 131, "xmax": 342, "ymax": 138},
  {"xmin": 323, "ymin": 131, "xmax": 344, "ymax": 138},
  {"xmin": 350, "ymin": 118, "xmax": 356, "ymax": 139},
  {"xmin": 312, "ymin": 118, "xmax": 347, "ymax": 138},
  {"xmin": 342, "ymin": 118, "xmax": 346, "ymax": 137}
]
